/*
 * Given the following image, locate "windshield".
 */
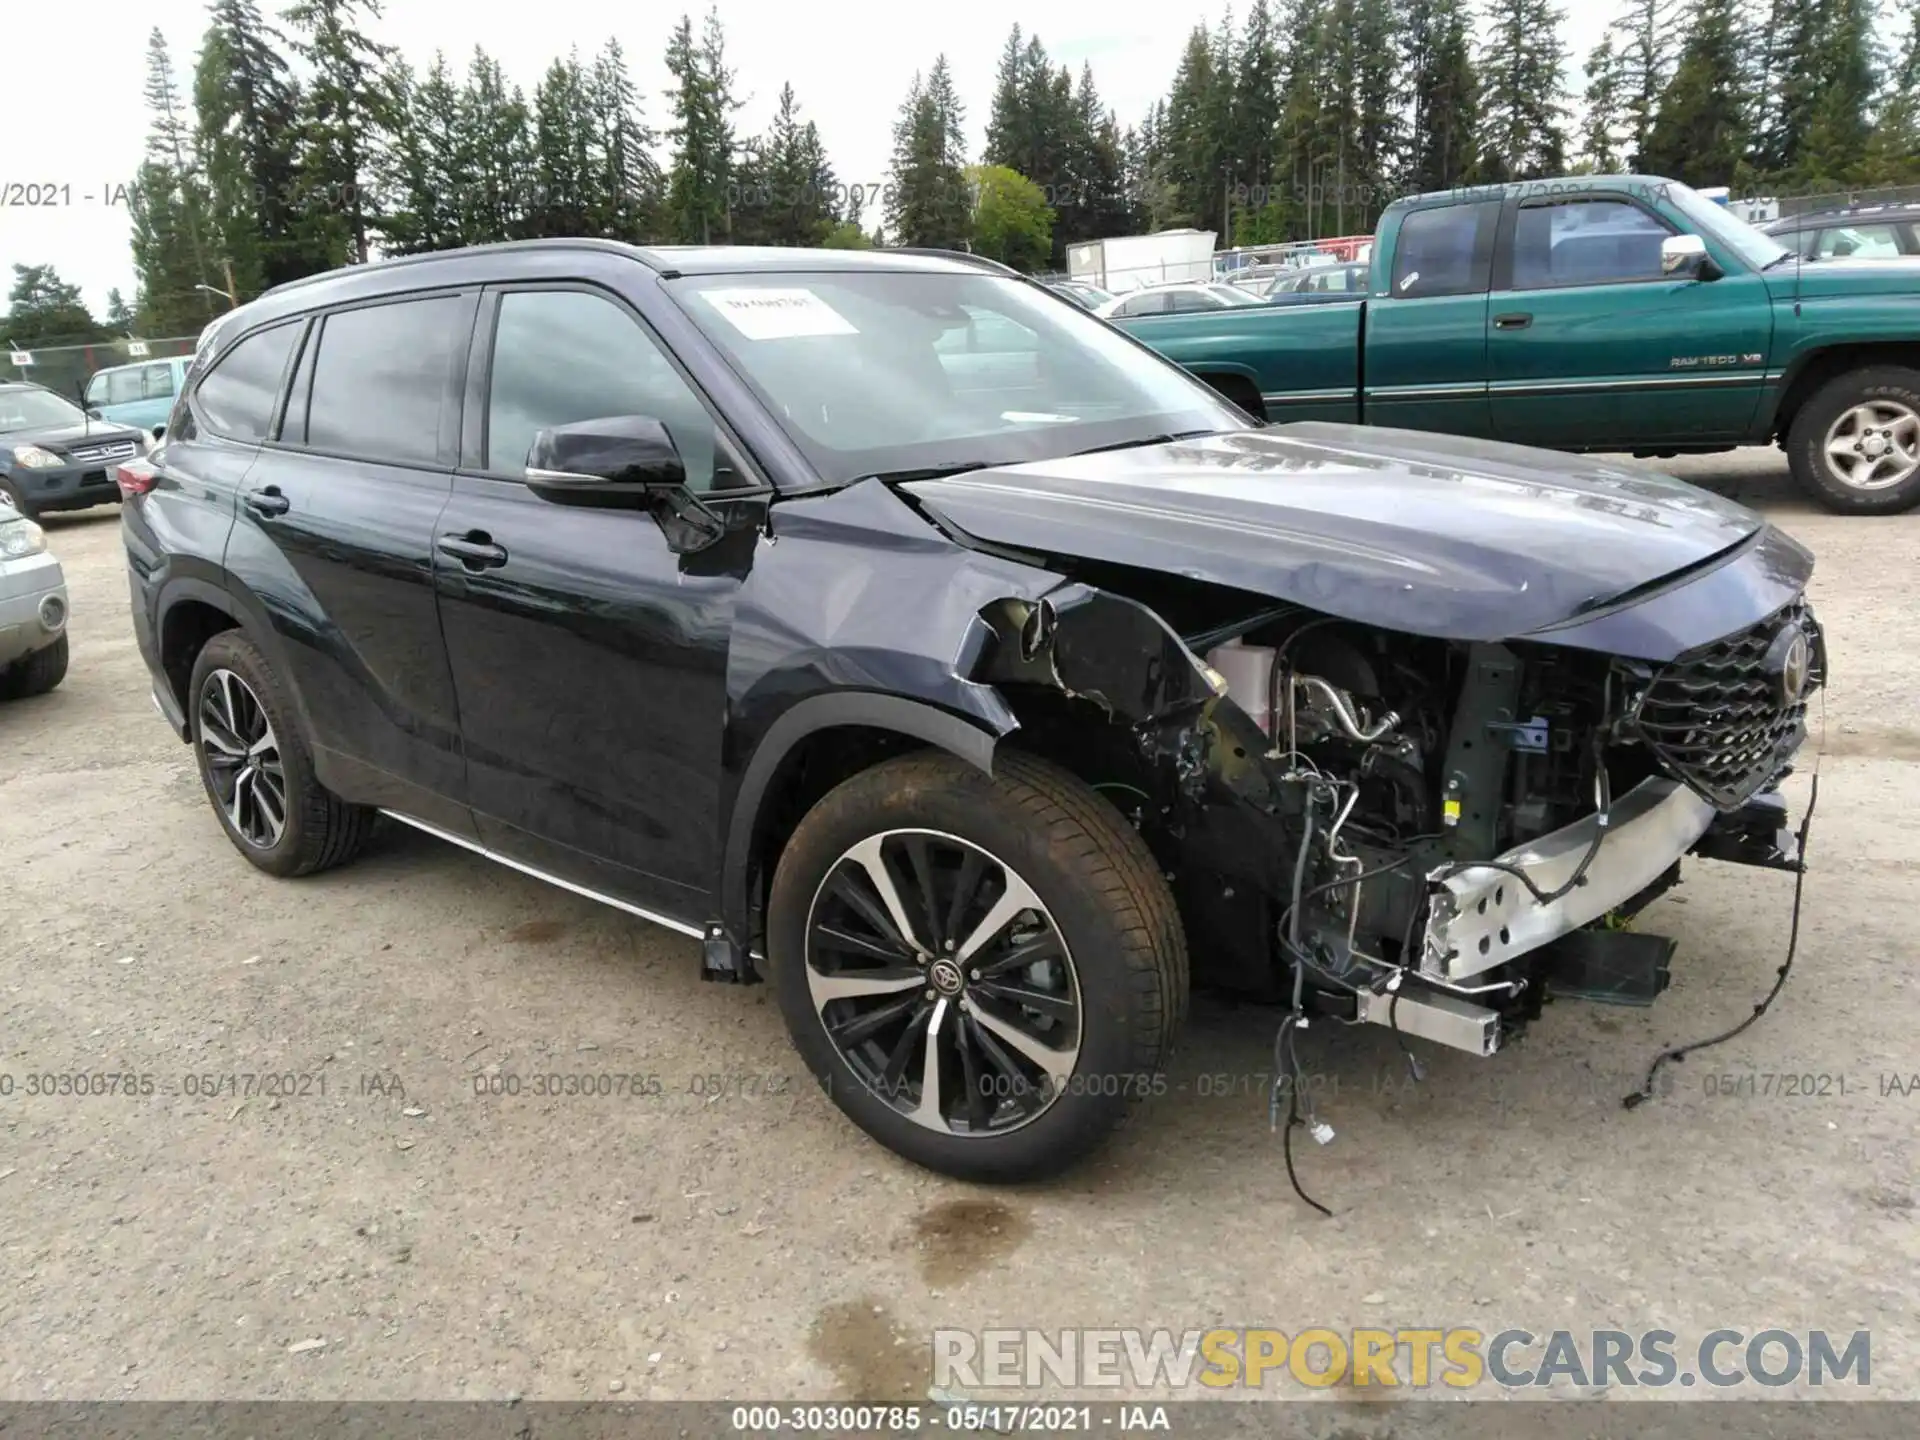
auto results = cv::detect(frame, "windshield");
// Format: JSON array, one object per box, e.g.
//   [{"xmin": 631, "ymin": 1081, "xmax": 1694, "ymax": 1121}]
[
  {"xmin": 670, "ymin": 270, "xmax": 1246, "ymax": 487},
  {"xmin": 0, "ymin": 387, "xmax": 85, "ymax": 433},
  {"xmin": 1664, "ymin": 181, "xmax": 1790, "ymax": 271}
]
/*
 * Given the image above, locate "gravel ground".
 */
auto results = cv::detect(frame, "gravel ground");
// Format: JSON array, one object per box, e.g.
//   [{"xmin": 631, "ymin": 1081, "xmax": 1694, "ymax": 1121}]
[{"xmin": 1, "ymin": 447, "xmax": 1915, "ymax": 1404}]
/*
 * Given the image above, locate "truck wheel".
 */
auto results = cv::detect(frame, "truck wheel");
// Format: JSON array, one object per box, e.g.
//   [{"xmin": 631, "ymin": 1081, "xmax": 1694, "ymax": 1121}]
[
  {"xmin": 1787, "ymin": 367, "xmax": 1920, "ymax": 514},
  {"xmin": 0, "ymin": 634, "xmax": 68, "ymax": 699},
  {"xmin": 188, "ymin": 630, "xmax": 375, "ymax": 878},
  {"xmin": 768, "ymin": 749, "xmax": 1187, "ymax": 1183}
]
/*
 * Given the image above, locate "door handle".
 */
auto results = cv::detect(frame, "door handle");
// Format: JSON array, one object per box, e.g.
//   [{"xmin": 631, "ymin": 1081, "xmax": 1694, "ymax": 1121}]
[
  {"xmin": 1493, "ymin": 312, "xmax": 1533, "ymax": 330},
  {"xmin": 242, "ymin": 486, "xmax": 289, "ymax": 517},
  {"xmin": 436, "ymin": 532, "xmax": 509, "ymax": 569}
]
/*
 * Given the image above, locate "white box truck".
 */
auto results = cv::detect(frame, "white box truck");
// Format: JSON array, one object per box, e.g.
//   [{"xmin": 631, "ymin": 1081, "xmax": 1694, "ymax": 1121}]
[{"xmin": 1068, "ymin": 230, "xmax": 1217, "ymax": 292}]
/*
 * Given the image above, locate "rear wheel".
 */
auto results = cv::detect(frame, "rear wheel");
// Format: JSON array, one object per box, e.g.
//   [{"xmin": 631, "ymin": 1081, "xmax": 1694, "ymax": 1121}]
[
  {"xmin": 188, "ymin": 631, "xmax": 374, "ymax": 877},
  {"xmin": 768, "ymin": 749, "xmax": 1187, "ymax": 1182},
  {"xmin": 0, "ymin": 634, "xmax": 67, "ymax": 699},
  {"xmin": 1787, "ymin": 367, "xmax": 1920, "ymax": 514}
]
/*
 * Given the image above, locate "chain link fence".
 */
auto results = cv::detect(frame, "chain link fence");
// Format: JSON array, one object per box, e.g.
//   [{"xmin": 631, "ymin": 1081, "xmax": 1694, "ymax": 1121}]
[{"xmin": 1, "ymin": 336, "xmax": 201, "ymax": 402}]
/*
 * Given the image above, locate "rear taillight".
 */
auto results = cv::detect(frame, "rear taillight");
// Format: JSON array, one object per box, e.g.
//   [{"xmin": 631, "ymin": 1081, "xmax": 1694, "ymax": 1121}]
[{"xmin": 116, "ymin": 458, "xmax": 159, "ymax": 497}]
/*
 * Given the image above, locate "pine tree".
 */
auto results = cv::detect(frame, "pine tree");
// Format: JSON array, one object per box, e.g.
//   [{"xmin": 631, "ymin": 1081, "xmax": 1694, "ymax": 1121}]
[
  {"xmin": 1400, "ymin": 0, "xmax": 1480, "ymax": 196},
  {"xmin": 1610, "ymin": 0, "xmax": 1681, "ymax": 171},
  {"xmin": 2, "ymin": 265, "xmax": 106, "ymax": 349},
  {"xmin": 885, "ymin": 59, "xmax": 972, "ymax": 248},
  {"xmin": 527, "ymin": 50, "xmax": 598, "ymax": 237},
  {"xmin": 106, "ymin": 290, "xmax": 136, "ymax": 332},
  {"xmin": 1749, "ymin": 0, "xmax": 1819, "ymax": 176},
  {"xmin": 136, "ymin": 27, "xmax": 218, "ymax": 328},
  {"xmin": 1863, "ymin": 0, "xmax": 1920, "ymax": 183},
  {"xmin": 1064, "ymin": 65, "xmax": 1130, "ymax": 259},
  {"xmin": 1795, "ymin": 0, "xmax": 1876, "ymax": 187},
  {"xmin": 1161, "ymin": 25, "xmax": 1224, "ymax": 231},
  {"xmin": 1349, "ymin": 0, "xmax": 1402, "ymax": 225},
  {"xmin": 1226, "ymin": 1, "xmax": 1282, "ymax": 239},
  {"xmin": 283, "ymin": 0, "xmax": 395, "ymax": 268},
  {"xmin": 1581, "ymin": 33, "xmax": 1627, "ymax": 172},
  {"xmin": 459, "ymin": 47, "xmax": 536, "ymax": 243},
  {"xmin": 195, "ymin": 0, "xmax": 304, "ymax": 294},
  {"xmin": 588, "ymin": 39, "xmax": 662, "ymax": 244},
  {"xmin": 1476, "ymin": 0, "xmax": 1570, "ymax": 181},
  {"xmin": 663, "ymin": 9, "xmax": 741, "ymax": 245},
  {"xmin": 1642, "ymin": 0, "xmax": 1750, "ymax": 187}
]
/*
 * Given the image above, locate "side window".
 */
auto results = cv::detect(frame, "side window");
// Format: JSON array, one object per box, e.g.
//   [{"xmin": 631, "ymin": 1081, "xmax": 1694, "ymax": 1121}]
[
  {"xmin": 1391, "ymin": 203, "xmax": 1493, "ymax": 298},
  {"xmin": 85, "ymin": 372, "xmax": 108, "ymax": 406},
  {"xmin": 193, "ymin": 320, "xmax": 301, "ymax": 443},
  {"xmin": 304, "ymin": 295, "xmax": 465, "ymax": 466},
  {"xmin": 1510, "ymin": 199, "xmax": 1670, "ymax": 288},
  {"xmin": 1814, "ymin": 225, "xmax": 1901, "ymax": 259},
  {"xmin": 1119, "ymin": 292, "xmax": 1167, "ymax": 317},
  {"xmin": 143, "ymin": 363, "xmax": 177, "ymax": 400},
  {"xmin": 485, "ymin": 289, "xmax": 718, "ymax": 493},
  {"xmin": 107, "ymin": 368, "xmax": 142, "ymax": 405},
  {"xmin": 1166, "ymin": 291, "xmax": 1219, "ymax": 313}
]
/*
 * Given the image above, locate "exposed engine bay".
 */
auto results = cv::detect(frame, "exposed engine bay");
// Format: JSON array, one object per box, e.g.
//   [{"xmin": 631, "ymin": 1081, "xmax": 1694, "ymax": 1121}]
[{"xmin": 972, "ymin": 565, "xmax": 1825, "ymax": 1063}]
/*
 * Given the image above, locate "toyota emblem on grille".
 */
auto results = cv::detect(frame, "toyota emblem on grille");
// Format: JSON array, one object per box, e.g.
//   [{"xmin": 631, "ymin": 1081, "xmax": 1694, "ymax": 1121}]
[{"xmin": 1767, "ymin": 624, "xmax": 1812, "ymax": 704}]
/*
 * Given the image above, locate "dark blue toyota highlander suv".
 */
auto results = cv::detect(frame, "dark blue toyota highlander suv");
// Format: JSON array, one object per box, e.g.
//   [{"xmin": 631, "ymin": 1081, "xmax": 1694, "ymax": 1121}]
[{"xmin": 120, "ymin": 239, "xmax": 1823, "ymax": 1182}]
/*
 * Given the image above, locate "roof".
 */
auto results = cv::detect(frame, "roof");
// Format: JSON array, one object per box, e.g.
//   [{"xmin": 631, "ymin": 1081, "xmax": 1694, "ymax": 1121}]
[
  {"xmin": 1762, "ymin": 202, "xmax": 1920, "ymax": 230},
  {"xmin": 1385, "ymin": 174, "xmax": 1688, "ymax": 211},
  {"xmin": 257, "ymin": 239, "xmax": 1009, "ymax": 305}
]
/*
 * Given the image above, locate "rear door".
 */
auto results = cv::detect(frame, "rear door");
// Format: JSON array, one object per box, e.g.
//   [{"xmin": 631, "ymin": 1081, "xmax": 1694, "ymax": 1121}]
[
  {"xmin": 224, "ymin": 290, "xmax": 477, "ymax": 836},
  {"xmin": 1486, "ymin": 194, "xmax": 1773, "ymax": 448},
  {"xmin": 1362, "ymin": 199, "xmax": 1499, "ymax": 437},
  {"xmin": 432, "ymin": 279, "xmax": 762, "ymax": 920}
]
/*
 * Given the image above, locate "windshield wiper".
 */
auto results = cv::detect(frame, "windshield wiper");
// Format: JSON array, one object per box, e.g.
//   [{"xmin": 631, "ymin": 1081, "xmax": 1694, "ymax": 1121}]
[{"xmin": 1065, "ymin": 428, "xmax": 1219, "ymax": 458}]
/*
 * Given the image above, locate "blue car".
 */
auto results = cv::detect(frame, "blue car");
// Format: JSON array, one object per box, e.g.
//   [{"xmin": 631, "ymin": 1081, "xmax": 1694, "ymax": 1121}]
[{"xmin": 83, "ymin": 356, "xmax": 190, "ymax": 436}]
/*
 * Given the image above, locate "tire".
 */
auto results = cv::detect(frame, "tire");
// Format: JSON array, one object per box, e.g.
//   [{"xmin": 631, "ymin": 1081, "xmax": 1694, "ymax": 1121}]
[
  {"xmin": 1, "ymin": 480, "xmax": 38, "ymax": 521},
  {"xmin": 768, "ymin": 749, "xmax": 1187, "ymax": 1183},
  {"xmin": 0, "ymin": 634, "xmax": 67, "ymax": 699},
  {"xmin": 187, "ymin": 630, "xmax": 375, "ymax": 878},
  {"xmin": 1786, "ymin": 366, "xmax": 1920, "ymax": 515},
  {"xmin": 1203, "ymin": 373, "xmax": 1266, "ymax": 422}
]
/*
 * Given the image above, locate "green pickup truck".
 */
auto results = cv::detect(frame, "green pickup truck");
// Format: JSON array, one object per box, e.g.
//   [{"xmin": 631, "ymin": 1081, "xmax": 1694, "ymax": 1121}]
[{"xmin": 1114, "ymin": 175, "xmax": 1920, "ymax": 514}]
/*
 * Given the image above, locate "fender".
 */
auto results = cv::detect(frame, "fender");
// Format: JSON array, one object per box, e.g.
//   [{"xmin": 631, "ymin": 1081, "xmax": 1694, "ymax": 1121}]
[
  {"xmin": 715, "ymin": 690, "xmax": 1004, "ymax": 976},
  {"xmin": 153, "ymin": 572, "xmax": 308, "ymax": 740}
]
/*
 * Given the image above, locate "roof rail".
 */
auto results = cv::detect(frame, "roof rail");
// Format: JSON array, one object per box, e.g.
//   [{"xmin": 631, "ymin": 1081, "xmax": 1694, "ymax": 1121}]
[{"xmin": 886, "ymin": 247, "xmax": 1021, "ymax": 277}]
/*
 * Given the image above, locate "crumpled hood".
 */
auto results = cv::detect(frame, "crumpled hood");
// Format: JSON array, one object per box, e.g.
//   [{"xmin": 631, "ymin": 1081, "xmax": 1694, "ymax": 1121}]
[{"xmin": 903, "ymin": 423, "xmax": 1771, "ymax": 643}]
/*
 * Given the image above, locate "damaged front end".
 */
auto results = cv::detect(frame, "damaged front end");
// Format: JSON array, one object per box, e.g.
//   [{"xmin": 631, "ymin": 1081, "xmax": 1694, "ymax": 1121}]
[{"xmin": 970, "ymin": 577, "xmax": 1825, "ymax": 1059}]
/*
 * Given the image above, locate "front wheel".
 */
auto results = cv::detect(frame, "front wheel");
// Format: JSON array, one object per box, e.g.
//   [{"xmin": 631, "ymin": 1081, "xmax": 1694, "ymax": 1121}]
[
  {"xmin": 0, "ymin": 634, "xmax": 67, "ymax": 699},
  {"xmin": 768, "ymin": 750, "xmax": 1187, "ymax": 1183},
  {"xmin": 1787, "ymin": 366, "xmax": 1920, "ymax": 514}
]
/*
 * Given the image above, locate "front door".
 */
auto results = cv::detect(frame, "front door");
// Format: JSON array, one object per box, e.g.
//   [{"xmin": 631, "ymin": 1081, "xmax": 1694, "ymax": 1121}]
[
  {"xmin": 433, "ymin": 283, "xmax": 762, "ymax": 920},
  {"xmin": 1487, "ymin": 196, "xmax": 1774, "ymax": 448}
]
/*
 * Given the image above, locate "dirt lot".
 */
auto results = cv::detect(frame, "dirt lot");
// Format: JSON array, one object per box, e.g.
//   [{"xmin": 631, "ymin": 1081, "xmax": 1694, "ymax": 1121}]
[{"xmin": 2, "ymin": 449, "xmax": 1916, "ymax": 1404}]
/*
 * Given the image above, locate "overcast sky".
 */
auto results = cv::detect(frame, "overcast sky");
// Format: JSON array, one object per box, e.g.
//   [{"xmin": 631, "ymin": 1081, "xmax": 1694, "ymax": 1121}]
[{"xmin": 6, "ymin": 1, "xmax": 1618, "ymax": 322}]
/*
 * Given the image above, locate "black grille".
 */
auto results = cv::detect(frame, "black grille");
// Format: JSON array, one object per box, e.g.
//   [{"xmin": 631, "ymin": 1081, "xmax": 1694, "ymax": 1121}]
[{"xmin": 1628, "ymin": 599, "xmax": 1822, "ymax": 810}]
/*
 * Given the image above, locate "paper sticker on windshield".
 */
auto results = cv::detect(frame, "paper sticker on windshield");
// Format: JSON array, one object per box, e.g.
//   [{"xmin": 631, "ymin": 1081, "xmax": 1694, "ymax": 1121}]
[{"xmin": 702, "ymin": 288, "xmax": 858, "ymax": 340}]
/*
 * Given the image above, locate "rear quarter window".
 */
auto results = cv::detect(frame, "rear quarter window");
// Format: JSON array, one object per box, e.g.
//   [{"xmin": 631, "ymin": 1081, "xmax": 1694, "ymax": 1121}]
[{"xmin": 192, "ymin": 320, "xmax": 302, "ymax": 443}]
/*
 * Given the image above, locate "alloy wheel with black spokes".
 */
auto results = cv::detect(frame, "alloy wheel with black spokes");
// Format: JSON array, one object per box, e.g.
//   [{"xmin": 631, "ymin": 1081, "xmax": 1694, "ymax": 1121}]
[
  {"xmin": 770, "ymin": 750, "xmax": 1188, "ymax": 1183},
  {"xmin": 186, "ymin": 629, "xmax": 375, "ymax": 878},
  {"xmin": 198, "ymin": 667, "xmax": 288, "ymax": 849},
  {"xmin": 805, "ymin": 828, "xmax": 1082, "ymax": 1137}
]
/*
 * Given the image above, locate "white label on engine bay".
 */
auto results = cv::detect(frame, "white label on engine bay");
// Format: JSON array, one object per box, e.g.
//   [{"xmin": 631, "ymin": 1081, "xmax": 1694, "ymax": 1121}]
[{"xmin": 700, "ymin": 288, "xmax": 858, "ymax": 340}]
